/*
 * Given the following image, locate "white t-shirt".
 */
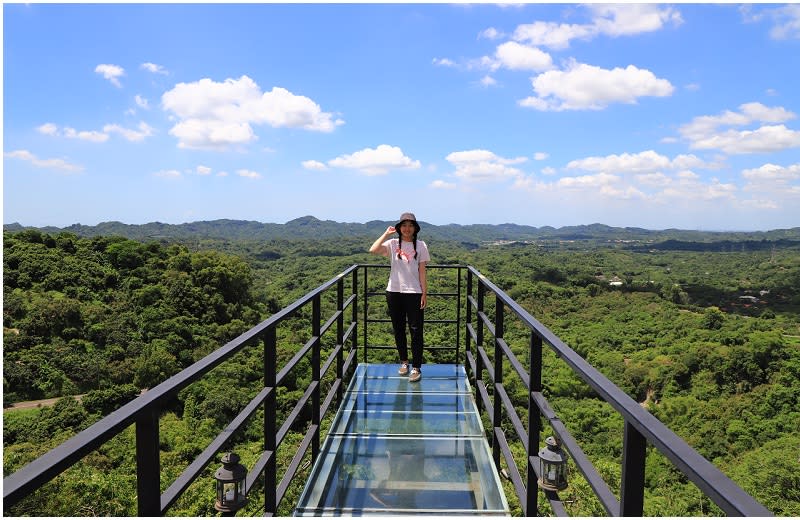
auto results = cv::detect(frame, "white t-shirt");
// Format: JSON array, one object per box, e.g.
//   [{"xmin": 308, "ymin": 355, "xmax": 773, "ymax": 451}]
[{"xmin": 382, "ymin": 238, "xmax": 430, "ymax": 293}]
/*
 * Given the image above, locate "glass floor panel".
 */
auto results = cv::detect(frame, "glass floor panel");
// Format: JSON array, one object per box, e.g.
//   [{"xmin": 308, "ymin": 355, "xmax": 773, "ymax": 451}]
[
  {"xmin": 295, "ymin": 364, "xmax": 509, "ymax": 516},
  {"xmin": 348, "ymin": 373, "xmax": 471, "ymax": 394},
  {"xmin": 330, "ymin": 407, "xmax": 483, "ymax": 436}
]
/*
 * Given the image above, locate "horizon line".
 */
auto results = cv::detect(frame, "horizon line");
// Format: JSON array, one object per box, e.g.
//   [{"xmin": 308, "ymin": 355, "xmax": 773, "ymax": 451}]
[{"xmin": 3, "ymin": 217, "xmax": 798, "ymax": 235}]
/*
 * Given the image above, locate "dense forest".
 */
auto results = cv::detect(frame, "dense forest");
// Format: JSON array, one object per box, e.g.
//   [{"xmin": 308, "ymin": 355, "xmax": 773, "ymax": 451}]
[
  {"xmin": 5, "ymin": 215, "xmax": 800, "ymax": 245},
  {"xmin": 3, "ymin": 223, "xmax": 799, "ymax": 516}
]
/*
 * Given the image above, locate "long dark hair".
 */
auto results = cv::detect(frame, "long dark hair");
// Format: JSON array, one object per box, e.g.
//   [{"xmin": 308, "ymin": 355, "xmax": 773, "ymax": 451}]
[{"xmin": 397, "ymin": 231, "xmax": 418, "ymax": 260}]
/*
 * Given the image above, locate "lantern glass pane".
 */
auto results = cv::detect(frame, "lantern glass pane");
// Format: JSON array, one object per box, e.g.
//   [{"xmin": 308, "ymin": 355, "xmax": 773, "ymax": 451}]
[
  {"xmin": 216, "ymin": 480, "xmax": 224, "ymax": 502},
  {"xmin": 223, "ymin": 482, "xmax": 238, "ymax": 504},
  {"xmin": 546, "ymin": 461, "xmax": 558, "ymax": 484}
]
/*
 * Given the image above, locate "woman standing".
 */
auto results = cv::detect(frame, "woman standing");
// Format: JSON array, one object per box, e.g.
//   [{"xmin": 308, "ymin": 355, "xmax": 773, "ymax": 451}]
[{"xmin": 369, "ymin": 212, "xmax": 430, "ymax": 382}]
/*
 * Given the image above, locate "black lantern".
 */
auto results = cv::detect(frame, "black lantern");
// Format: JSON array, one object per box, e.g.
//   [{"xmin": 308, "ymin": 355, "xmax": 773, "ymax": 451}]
[
  {"xmin": 215, "ymin": 452, "xmax": 248, "ymax": 514},
  {"xmin": 537, "ymin": 436, "xmax": 568, "ymax": 491}
]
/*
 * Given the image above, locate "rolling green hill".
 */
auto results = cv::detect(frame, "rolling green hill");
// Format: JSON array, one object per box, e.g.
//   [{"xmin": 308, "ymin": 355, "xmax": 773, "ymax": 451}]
[{"xmin": 5, "ymin": 216, "xmax": 800, "ymax": 247}]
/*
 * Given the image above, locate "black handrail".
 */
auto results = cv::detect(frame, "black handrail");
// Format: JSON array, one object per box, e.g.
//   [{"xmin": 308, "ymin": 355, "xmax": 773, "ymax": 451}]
[
  {"xmin": 463, "ymin": 266, "xmax": 772, "ymax": 517},
  {"xmin": 3, "ymin": 263, "xmax": 772, "ymax": 517},
  {"xmin": 3, "ymin": 265, "xmax": 362, "ymax": 516}
]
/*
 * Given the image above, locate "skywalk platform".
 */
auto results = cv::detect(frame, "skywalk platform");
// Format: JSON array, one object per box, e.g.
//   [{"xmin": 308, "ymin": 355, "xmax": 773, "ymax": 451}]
[{"xmin": 295, "ymin": 363, "xmax": 509, "ymax": 516}]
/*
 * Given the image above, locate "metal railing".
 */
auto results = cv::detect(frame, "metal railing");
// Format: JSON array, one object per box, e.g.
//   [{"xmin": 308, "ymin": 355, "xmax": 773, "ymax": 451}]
[
  {"xmin": 3, "ymin": 264, "xmax": 772, "ymax": 516},
  {"xmin": 3, "ymin": 265, "xmax": 362, "ymax": 516},
  {"xmin": 463, "ymin": 265, "xmax": 772, "ymax": 517},
  {"xmin": 359, "ymin": 263, "xmax": 464, "ymax": 364}
]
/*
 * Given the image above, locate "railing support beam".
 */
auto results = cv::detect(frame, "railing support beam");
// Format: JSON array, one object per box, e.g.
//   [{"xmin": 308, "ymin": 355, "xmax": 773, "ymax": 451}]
[
  {"xmin": 264, "ymin": 327, "xmax": 277, "ymax": 516},
  {"xmin": 620, "ymin": 421, "xmax": 647, "ymax": 516},
  {"xmin": 527, "ymin": 332, "xmax": 543, "ymax": 516},
  {"xmin": 311, "ymin": 295, "xmax": 321, "ymax": 461},
  {"xmin": 492, "ymin": 298, "xmax": 504, "ymax": 468},
  {"xmin": 136, "ymin": 409, "xmax": 161, "ymax": 517}
]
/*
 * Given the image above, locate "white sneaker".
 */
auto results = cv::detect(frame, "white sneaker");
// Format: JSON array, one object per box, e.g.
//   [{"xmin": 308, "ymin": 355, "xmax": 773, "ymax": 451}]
[
  {"xmin": 408, "ymin": 367, "xmax": 421, "ymax": 382},
  {"xmin": 398, "ymin": 362, "xmax": 409, "ymax": 376}
]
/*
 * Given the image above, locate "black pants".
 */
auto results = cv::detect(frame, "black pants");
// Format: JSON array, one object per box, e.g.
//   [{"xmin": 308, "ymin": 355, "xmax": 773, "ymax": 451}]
[{"xmin": 386, "ymin": 291, "xmax": 424, "ymax": 370}]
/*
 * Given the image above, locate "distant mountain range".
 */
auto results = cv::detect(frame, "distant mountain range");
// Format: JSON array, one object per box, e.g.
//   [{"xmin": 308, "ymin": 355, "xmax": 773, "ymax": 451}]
[{"xmin": 5, "ymin": 216, "xmax": 800, "ymax": 246}]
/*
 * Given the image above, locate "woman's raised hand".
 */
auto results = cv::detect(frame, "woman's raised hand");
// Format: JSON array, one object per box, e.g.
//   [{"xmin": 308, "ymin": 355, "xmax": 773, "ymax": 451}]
[{"xmin": 370, "ymin": 226, "xmax": 396, "ymax": 255}]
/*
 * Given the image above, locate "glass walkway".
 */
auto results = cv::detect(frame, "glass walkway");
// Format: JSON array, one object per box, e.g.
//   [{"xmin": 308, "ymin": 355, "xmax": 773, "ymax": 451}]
[{"xmin": 295, "ymin": 364, "xmax": 510, "ymax": 515}]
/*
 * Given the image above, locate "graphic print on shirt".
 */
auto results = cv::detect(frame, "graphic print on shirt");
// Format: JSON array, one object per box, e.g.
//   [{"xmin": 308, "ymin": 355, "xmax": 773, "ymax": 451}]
[{"xmin": 395, "ymin": 246, "xmax": 415, "ymax": 263}]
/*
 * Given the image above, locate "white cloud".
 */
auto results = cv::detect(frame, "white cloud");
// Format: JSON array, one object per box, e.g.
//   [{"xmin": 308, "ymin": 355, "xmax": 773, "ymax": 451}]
[
  {"xmin": 141, "ymin": 62, "xmax": 168, "ymax": 75},
  {"xmin": 494, "ymin": 41, "xmax": 553, "ymax": 71},
  {"xmin": 678, "ymin": 103, "xmax": 800, "ymax": 154},
  {"xmin": 520, "ymin": 60, "xmax": 674, "ymax": 111},
  {"xmin": 742, "ymin": 163, "xmax": 800, "ymax": 182},
  {"xmin": 518, "ymin": 97, "xmax": 549, "ymax": 111},
  {"xmin": 587, "ymin": 4, "xmax": 683, "ymax": 37},
  {"xmin": 510, "ymin": 148, "xmax": 766, "ymax": 212},
  {"xmin": 95, "ymin": 64, "xmax": 125, "ymax": 87},
  {"xmin": 237, "ymin": 169, "xmax": 262, "ymax": 179},
  {"xmin": 512, "ymin": 175, "xmax": 537, "ymax": 190},
  {"xmin": 446, "ymin": 149, "xmax": 527, "ymax": 182},
  {"xmin": 195, "ymin": 165, "xmax": 213, "ymax": 176},
  {"xmin": 512, "ymin": 21, "xmax": 596, "ymax": 50},
  {"xmin": 747, "ymin": 4, "xmax": 800, "ymax": 40},
  {"xmin": 511, "ymin": 4, "xmax": 681, "ymax": 51},
  {"xmin": 649, "ymin": 172, "xmax": 738, "ymax": 202},
  {"xmin": 534, "ymin": 152, "xmax": 549, "ymax": 160},
  {"xmin": 557, "ymin": 172, "xmax": 621, "ymax": 189},
  {"xmin": 691, "ymin": 125, "xmax": 800, "ymax": 154},
  {"xmin": 37, "ymin": 123, "xmax": 58, "ymax": 136},
  {"xmin": 566, "ymin": 150, "xmax": 702, "ymax": 174},
  {"xmin": 302, "ymin": 160, "xmax": 328, "ymax": 171},
  {"xmin": 432, "ymin": 57, "xmax": 457, "ymax": 67},
  {"xmin": 37, "ymin": 121, "xmax": 153, "ymax": 143},
  {"xmin": 37, "ymin": 123, "xmax": 109, "ymax": 142},
  {"xmin": 636, "ymin": 172, "xmax": 672, "ymax": 187},
  {"xmin": 479, "ymin": 27, "xmax": 504, "ymax": 40},
  {"xmin": 452, "ymin": 5, "xmax": 683, "ymax": 96},
  {"xmin": 431, "ymin": 180, "xmax": 456, "ymax": 189},
  {"xmin": 103, "ymin": 122, "xmax": 155, "ymax": 142},
  {"xmin": 258, "ymin": 86, "xmax": 343, "ymax": 130},
  {"xmin": 770, "ymin": 5, "xmax": 800, "ymax": 40},
  {"xmin": 447, "ymin": 149, "xmax": 527, "ymax": 165},
  {"xmin": 169, "ymin": 119, "xmax": 254, "ymax": 150},
  {"xmin": 516, "ymin": 167, "xmax": 748, "ymax": 214},
  {"xmin": 679, "ymin": 102, "xmax": 795, "ymax": 139},
  {"xmin": 671, "ymin": 154, "xmax": 708, "ymax": 170},
  {"xmin": 5, "ymin": 149, "xmax": 83, "ymax": 172},
  {"xmin": 328, "ymin": 145, "xmax": 421, "ymax": 175},
  {"xmin": 741, "ymin": 198, "xmax": 781, "ymax": 210},
  {"xmin": 479, "ymin": 75, "xmax": 497, "ymax": 87},
  {"xmin": 135, "ymin": 95, "xmax": 150, "ymax": 109},
  {"xmin": 535, "ymin": 171, "xmax": 650, "ymax": 200},
  {"xmin": 676, "ymin": 170, "xmax": 700, "ymax": 182},
  {"xmin": 162, "ymin": 76, "xmax": 343, "ymax": 150},
  {"xmin": 466, "ymin": 55, "xmax": 499, "ymax": 72},
  {"xmin": 63, "ymin": 127, "xmax": 109, "ymax": 143},
  {"xmin": 598, "ymin": 184, "xmax": 648, "ymax": 200}
]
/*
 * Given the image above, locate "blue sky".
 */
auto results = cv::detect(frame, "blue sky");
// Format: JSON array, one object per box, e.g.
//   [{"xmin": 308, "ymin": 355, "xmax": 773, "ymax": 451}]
[{"xmin": 3, "ymin": 3, "xmax": 800, "ymax": 231}]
